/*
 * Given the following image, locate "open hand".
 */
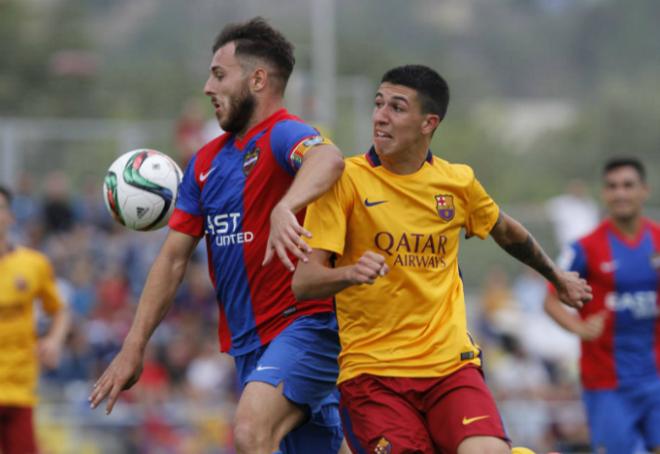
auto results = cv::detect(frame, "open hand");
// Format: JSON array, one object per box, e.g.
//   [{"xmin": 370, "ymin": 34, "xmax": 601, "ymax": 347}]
[
  {"xmin": 262, "ymin": 202, "xmax": 312, "ymax": 271},
  {"xmin": 88, "ymin": 346, "xmax": 144, "ymax": 415}
]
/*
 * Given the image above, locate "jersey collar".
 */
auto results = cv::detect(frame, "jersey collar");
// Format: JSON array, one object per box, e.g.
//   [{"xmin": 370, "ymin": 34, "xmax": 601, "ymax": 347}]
[
  {"xmin": 364, "ymin": 146, "xmax": 433, "ymax": 167},
  {"xmin": 234, "ymin": 108, "xmax": 289, "ymax": 150}
]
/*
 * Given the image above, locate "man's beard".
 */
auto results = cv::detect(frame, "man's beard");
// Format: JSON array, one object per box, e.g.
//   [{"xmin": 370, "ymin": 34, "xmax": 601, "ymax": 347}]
[{"xmin": 221, "ymin": 85, "xmax": 256, "ymax": 134}]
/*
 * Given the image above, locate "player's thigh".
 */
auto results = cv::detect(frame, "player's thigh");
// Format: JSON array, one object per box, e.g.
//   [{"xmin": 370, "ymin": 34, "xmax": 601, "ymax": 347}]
[
  {"xmin": 281, "ymin": 399, "xmax": 344, "ymax": 454},
  {"xmin": 235, "ymin": 381, "xmax": 307, "ymax": 443},
  {"xmin": 457, "ymin": 436, "xmax": 510, "ymax": 454},
  {"xmin": 0, "ymin": 406, "xmax": 37, "ymax": 454},
  {"xmin": 339, "ymin": 375, "xmax": 434, "ymax": 454},
  {"xmin": 582, "ymin": 388, "xmax": 637, "ymax": 452},
  {"xmin": 424, "ymin": 366, "xmax": 509, "ymax": 453},
  {"xmin": 639, "ymin": 380, "xmax": 660, "ymax": 452}
]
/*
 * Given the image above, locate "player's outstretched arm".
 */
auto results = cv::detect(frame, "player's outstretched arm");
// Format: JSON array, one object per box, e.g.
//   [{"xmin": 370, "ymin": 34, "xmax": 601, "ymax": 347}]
[
  {"xmin": 544, "ymin": 293, "xmax": 606, "ymax": 340},
  {"xmin": 263, "ymin": 145, "xmax": 344, "ymax": 271},
  {"xmin": 489, "ymin": 212, "xmax": 592, "ymax": 308},
  {"xmin": 292, "ymin": 249, "xmax": 388, "ymax": 300},
  {"xmin": 89, "ymin": 230, "xmax": 199, "ymax": 414},
  {"xmin": 38, "ymin": 302, "xmax": 71, "ymax": 370}
]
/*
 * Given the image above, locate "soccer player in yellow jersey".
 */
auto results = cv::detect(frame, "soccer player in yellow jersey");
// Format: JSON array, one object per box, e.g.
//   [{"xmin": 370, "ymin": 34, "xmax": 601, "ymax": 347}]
[
  {"xmin": 0, "ymin": 185, "xmax": 70, "ymax": 454},
  {"xmin": 292, "ymin": 65, "xmax": 592, "ymax": 454}
]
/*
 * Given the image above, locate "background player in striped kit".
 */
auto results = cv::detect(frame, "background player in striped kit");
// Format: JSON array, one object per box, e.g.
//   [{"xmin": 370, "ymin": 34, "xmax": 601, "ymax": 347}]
[
  {"xmin": 89, "ymin": 18, "xmax": 348, "ymax": 454},
  {"xmin": 293, "ymin": 64, "xmax": 592, "ymax": 454},
  {"xmin": 0, "ymin": 185, "xmax": 70, "ymax": 454},
  {"xmin": 545, "ymin": 157, "xmax": 660, "ymax": 454}
]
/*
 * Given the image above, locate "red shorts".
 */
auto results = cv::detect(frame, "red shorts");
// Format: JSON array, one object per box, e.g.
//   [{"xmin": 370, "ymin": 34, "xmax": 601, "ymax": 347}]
[
  {"xmin": 0, "ymin": 405, "xmax": 37, "ymax": 454},
  {"xmin": 338, "ymin": 365, "xmax": 508, "ymax": 453}
]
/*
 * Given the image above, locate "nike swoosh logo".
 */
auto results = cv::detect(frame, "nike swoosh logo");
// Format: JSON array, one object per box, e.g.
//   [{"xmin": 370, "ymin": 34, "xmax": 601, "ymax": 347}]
[
  {"xmin": 199, "ymin": 167, "xmax": 216, "ymax": 182},
  {"xmin": 364, "ymin": 198, "xmax": 387, "ymax": 207},
  {"xmin": 255, "ymin": 365, "xmax": 280, "ymax": 372},
  {"xmin": 462, "ymin": 415, "xmax": 490, "ymax": 425}
]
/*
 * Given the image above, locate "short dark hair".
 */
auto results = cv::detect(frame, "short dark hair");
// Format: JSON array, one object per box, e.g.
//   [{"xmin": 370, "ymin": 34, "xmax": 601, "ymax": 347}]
[
  {"xmin": 603, "ymin": 157, "xmax": 646, "ymax": 182},
  {"xmin": 213, "ymin": 17, "xmax": 295, "ymax": 93},
  {"xmin": 381, "ymin": 65, "xmax": 450, "ymax": 119},
  {"xmin": 0, "ymin": 185, "xmax": 12, "ymax": 205}
]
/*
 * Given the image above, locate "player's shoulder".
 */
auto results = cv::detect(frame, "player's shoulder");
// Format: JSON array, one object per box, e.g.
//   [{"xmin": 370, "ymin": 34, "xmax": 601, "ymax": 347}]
[
  {"xmin": 13, "ymin": 246, "xmax": 51, "ymax": 266},
  {"xmin": 577, "ymin": 220, "xmax": 611, "ymax": 247},
  {"xmin": 644, "ymin": 217, "xmax": 660, "ymax": 232},
  {"xmin": 430, "ymin": 156, "xmax": 476, "ymax": 184}
]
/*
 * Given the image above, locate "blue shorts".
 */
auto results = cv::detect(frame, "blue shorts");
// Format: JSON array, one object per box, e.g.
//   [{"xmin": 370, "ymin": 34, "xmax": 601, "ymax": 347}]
[
  {"xmin": 583, "ymin": 378, "xmax": 660, "ymax": 453},
  {"xmin": 234, "ymin": 312, "xmax": 342, "ymax": 454}
]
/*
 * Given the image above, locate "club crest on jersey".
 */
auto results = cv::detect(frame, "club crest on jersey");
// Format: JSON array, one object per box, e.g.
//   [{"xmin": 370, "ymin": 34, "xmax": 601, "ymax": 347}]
[
  {"xmin": 374, "ymin": 437, "xmax": 392, "ymax": 454},
  {"xmin": 243, "ymin": 146, "xmax": 260, "ymax": 176},
  {"xmin": 14, "ymin": 276, "xmax": 28, "ymax": 292},
  {"xmin": 435, "ymin": 194, "xmax": 455, "ymax": 221}
]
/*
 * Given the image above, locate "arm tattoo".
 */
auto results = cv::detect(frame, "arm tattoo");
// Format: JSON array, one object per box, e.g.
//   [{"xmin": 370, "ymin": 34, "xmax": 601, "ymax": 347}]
[{"xmin": 502, "ymin": 234, "xmax": 557, "ymax": 284}]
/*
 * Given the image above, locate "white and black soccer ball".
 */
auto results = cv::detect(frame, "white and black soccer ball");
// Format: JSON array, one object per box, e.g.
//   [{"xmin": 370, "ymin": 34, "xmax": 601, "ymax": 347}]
[{"xmin": 103, "ymin": 149, "xmax": 183, "ymax": 231}]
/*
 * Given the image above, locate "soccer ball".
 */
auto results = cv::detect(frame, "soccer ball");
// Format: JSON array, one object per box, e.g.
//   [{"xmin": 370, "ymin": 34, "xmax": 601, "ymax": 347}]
[{"xmin": 103, "ymin": 149, "xmax": 183, "ymax": 231}]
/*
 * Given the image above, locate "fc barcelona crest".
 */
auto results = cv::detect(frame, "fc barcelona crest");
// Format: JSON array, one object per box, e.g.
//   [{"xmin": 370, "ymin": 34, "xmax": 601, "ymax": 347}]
[
  {"xmin": 435, "ymin": 194, "xmax": 455, "ymax": 221},
  {"xmin": 243, "ymin": 146, "xmax": 260, "ymax": 176}
]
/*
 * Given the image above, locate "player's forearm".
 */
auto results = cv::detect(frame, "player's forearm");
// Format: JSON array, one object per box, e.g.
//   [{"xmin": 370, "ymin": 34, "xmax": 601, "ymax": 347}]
[
  {"xmin": 47, "ymin": 304, "xmax": 71, "ymax": 346},
  {"xmin": 491, "ymin": 212, "xmax": 560, "ymax": 286},
  {"xmin": 543, "ymin": 294, "xmax": 584, "ymax": 335},
  {"xmin": 279, "ymin": 146, "xmax": 344, "ymax": 214},
  {"xmin": 292, "ymin": 262, "xmax": 353, "ymax": 300},
  {"xmin": 123, "ymin": 253, "xmax": 188, "ymax": 351}
]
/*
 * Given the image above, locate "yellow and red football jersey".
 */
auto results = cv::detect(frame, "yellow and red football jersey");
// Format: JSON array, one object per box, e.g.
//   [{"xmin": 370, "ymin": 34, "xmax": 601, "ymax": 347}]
[
  {"xmin": 0, "ymin": 246, "xmax": 64, "ymax": 406},
  {"xmin": 304, "ymin": 149, "xmax": 500, "ymax": 383}
]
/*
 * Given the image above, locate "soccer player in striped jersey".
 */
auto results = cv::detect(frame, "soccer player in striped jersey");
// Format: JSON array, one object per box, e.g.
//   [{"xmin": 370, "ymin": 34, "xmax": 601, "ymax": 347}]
[
  {"xmin": 90, "ymin": 18, "xmax": 347, "ymax": 454},
  {"xmin": 545, "ymin": 158, "xmax": 660, "ymax": 454},
  {"xmin": 293, "ymin": 65, "xmax": 591, "ymax": 454},
  {"xmin": 0, "ymin": 185, "xmax": 70, "ymax": 454}
]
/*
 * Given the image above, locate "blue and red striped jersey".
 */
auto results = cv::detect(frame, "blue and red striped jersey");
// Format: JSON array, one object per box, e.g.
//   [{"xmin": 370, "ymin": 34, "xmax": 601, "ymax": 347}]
[
  {"xmin": 169, "ymin": 108, "xmax": 334, "ymax": 355},
  {"xmin": 560, "ymin": 218, "xmax": 660, "ymax": 389}
]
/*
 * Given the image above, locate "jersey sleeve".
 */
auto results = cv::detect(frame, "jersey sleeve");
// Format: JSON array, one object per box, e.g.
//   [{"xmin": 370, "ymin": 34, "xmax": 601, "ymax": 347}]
[
  {"xmin": 168, "ymin": 155, "xmax": 204, "ymax": 237},
  {"xmin": 38, "ymin": 256, "xmax": 64, "ymax": 315},
  {"xmin": 304, "ymin": 172, "xmax": 354, "ymax": 256},
  {"xmin": 557, "ymin": 241, "xmax": 588, "ymax": 276},
  {"xmin": 270, "ymin": 120, "xmax": 335, "ymax": 175},
  {"xmin": 547, "ymin": 241, "xmax": 588, "ymax": 295},
  {"xmin": 464, "ymin": 173, "xmax": 500, "ymax": 239}
]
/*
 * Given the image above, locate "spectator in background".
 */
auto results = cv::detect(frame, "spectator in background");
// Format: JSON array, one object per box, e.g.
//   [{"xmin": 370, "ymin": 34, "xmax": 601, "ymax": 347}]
[
  {"xmin": 0, "ymin": 185, "xmax": 70, "ymax": 454},
  {"xmin": 175, "ymin": 98, "xmax": 208, "ymax": 168},
  {"xmin": 41, "ymin": 171, "xmax": 77, "ymax": 234},
  {"xmin": 545, "ymin": 179, "xmax": 599, "ymax": 250}
]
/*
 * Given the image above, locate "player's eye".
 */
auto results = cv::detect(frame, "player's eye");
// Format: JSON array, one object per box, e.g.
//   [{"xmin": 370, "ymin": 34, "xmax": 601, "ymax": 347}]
[
  {"xmin": 392, "ymin": 103, "xmax": 404, "ymax": 112},
  {"xmin": 374, "ymin": 99, "xmax": 384, "ymax": 109}
]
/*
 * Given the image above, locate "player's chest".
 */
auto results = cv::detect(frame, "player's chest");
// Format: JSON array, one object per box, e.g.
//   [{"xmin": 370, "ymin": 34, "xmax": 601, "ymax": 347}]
[
  {"xmin": 0, "ymin": 259, "xmax": 38, "ymax": 315},
  {"xmin": 352, "ymin": 181, "xmax": 467, "ymax": 236},
  {"xmin": 200, "ymin": 139, "xmax": 272, "ymax": 211}
]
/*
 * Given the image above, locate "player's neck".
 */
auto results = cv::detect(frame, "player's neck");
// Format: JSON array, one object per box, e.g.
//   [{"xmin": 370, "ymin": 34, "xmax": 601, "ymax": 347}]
[
  {"xmin": 380, "ymin": 145, "xmax": 429, "ymax": 175},
  {"xmin": 610, "ymin": 215, "xmax": 644, "ymax": 238},
  {"xmin": 235, "ymin": 97, "xmax": 283, "ymax": 140}
]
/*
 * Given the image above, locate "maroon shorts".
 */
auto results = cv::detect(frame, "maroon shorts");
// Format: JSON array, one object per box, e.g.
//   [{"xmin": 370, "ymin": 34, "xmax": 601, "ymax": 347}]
[
  {"xmin": 338, "ymin": 365, "xmax": 508, "ymax": 453},
  {"xmin": 0, "ymin": 405, "xmax": 37, "ymax": 454}
]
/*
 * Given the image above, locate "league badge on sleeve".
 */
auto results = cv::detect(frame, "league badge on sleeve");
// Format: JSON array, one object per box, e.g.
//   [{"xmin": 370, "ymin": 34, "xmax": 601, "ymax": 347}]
[{"xmin": 435, "ymin": 194, "xmax": 455, "ymax": 222}]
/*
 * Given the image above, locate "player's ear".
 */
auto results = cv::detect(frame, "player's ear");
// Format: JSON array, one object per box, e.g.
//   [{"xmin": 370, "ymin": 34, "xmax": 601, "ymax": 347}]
[
  {"xmin": 251, "ymin": 67, "xmax": 267, "ymax": 92},
  {"xmin": 421, "ymin": 114, "xmax": 440, "ymax": 135}
]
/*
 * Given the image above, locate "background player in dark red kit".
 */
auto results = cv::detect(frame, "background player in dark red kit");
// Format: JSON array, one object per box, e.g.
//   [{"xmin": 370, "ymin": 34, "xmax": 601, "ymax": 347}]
[
  {"xmin": 545, "ymin": 157, "xmax": 660, "ymax": 454},
  {"xmin": 90, "ymin": 18, "xmax": 347, "ymax": 454}
]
